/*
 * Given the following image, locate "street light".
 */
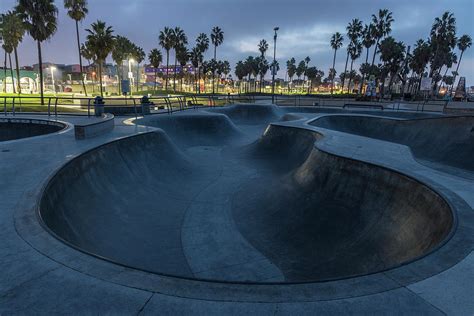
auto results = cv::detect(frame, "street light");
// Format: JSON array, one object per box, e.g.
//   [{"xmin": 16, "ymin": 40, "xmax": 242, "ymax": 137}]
[
  {"xmin": 50, "ymin": 66, "xmax": 57, "ymax": 95},
  {"xmin": 271, "ymin": 27, "xmax": 279, "ymax": 104}
]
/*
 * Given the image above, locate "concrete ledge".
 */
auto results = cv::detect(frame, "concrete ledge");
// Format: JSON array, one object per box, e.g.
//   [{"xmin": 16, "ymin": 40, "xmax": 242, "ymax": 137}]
[{"xmin": 74, "ymin": 114, "xmax": 115, "ymax": 140}]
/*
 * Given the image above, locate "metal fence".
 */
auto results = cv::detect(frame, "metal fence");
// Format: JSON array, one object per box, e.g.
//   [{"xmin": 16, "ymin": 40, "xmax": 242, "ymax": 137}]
[{"xmin": 0, "ymin": 94, "xmax": 465, "ymax": 118}]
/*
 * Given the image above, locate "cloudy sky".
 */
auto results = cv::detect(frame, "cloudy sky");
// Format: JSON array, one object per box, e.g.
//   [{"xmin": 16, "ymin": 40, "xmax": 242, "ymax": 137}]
[{"xmin": 1, "ymin": 0, "xmax": 473, "ymax": 84}]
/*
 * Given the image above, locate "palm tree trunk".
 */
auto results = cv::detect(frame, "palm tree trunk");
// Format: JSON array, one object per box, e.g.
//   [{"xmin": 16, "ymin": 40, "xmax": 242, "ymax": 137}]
[
  {"xmin": 14, "ymin": 47, "xmax": 21, "ymax": 94},
  {"xmin": 76, "ymin": 20, "xmax": 87, "ymax": 96},
  {"xmin": 371, "ymin": 38, "xmax": 379, "ymax": 67},
  {"xmin": 347, "ymin": 59, "xmax": 354, "ymax": 93},
  {"xmin": 360, "ymin": 47, "xmax": 370, "ymax": 94},
  {"xmin": 331, "ymin": 49, "xmax": 337, "ymax": 94},
  {"xmin": 99, "ymin": 61, "xmax": 104, "ymax": 97},
  {"xmin": 154, "ymin": 70, "xmax": 157, "ymax": 92},
  {"xmin": 37, "ymin": 41, "xmax": 44, "ymax": 105},
  {"xmin": 342, "ymin": 51, "xmax": 349, "ymax": 92},
  {"xmin": 9, "ymin": 54, "xmax": 16, "ymax": 94},
  {"xmin": 449, "ymin": 50, "xmax": 464, "ymax": 95},
  {"xmin": 165, "ymin": 50, "xmax": 169, "ymax": 91},
  {"xmin": 437, "ymin": 67, "xmax": 449, "ymax": 94}
]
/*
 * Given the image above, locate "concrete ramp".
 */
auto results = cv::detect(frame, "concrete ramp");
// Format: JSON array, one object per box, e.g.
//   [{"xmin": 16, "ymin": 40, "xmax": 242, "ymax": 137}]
[
  {"xmin": 39, "ymin": 111, "xmax": 454, "ymax": 283},
  {"xmin": 312, "ymin": 115, "xmax": 474, "ymax": 173}
]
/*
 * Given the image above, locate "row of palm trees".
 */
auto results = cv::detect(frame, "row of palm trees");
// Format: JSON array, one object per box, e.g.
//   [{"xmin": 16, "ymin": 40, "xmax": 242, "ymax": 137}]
[{"xmin": 327, "ymin": 9, "xmax": 472, "ymax": 97}]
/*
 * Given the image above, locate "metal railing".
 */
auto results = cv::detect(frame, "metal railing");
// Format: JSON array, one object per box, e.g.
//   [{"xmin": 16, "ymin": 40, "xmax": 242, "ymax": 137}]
[{"xmin": 0, "ymin": 93, "xmax": 465, "ymax": 118}]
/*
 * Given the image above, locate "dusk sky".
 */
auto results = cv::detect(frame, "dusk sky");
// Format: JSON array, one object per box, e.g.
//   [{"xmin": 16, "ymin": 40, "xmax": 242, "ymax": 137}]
[{"xmin": 1, "ymin": 0, "xmax": 473, "ymax": 84}]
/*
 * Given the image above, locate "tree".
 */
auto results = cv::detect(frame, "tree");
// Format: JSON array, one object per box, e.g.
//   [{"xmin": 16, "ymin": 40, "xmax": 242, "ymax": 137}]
[
  {"xmin": 171, "ymin": 27, "xmax": 187, "ymax": 92},
  {"xmin": 360, "ymin": 23, "xmax": 375, "ymax": 91},
  {"xmin": 235, "ymin": 60, "xmax": 246, "ymax": 93},
  {"xmin": 370, "ymin": 9, "xmax": 394, "ymax": 67},
  {"xmin": 429, "ymin": 11, "xmax": 457, "ymax": 94},
  {"xmin": 379, "ymin": 36, "xmax": 405, "ymax": 94},
  {"xmin": 0, "ymin": 16, "xmax": 6, "ymax": 92},
  {"xmin": 133, "ymin": 45, "xmax": 145, "ymax": 92},
  {"xmin": 176, "ymin": 45, "xmax": 189, "ymax": 91},
  {"xmin": 306, "ymin": 66, "xmax": 324, "ymax": 93},
  {"xmin": 410, "ymin": 39, "xmax": 431, "ymax": 93},
  {"xmin": 112, "ymin": 35, "xmax": 133, "ymax": 94},
  {"xmin": 84, "ymin": 20, "xmax": 115, "ymax": 97},
  {"xmin": 347, "ymin": 41, "xmax": 363, "ymax": 93},
  {"xmin": 195, "ymin": 33, "xmax": 209, "ymax": 93},
  {"xmin": 159, "ymin": 27, "xmax": 174, "ymax": 91},
  {"xmin": 210, "ymin": 26, "xmax": 224, "ymax": 93},
  {"xmin": 64, "ymin": 0, "xmax": 88, "ymax": 95},
  {"xmin": 257, "ymin": 57, "xmax": 269, "ymax": 92},
  {"xmin": 1, "ymin": 11, "xmax": 25, "ymax": 94},
  {"xmin": 343, "ymin": 18, "xmax": 363, "ymax": 91},
  {"xmin": 450, "ymin": 34, "xmax": 471, "ymax": 93},
  {"xmin": 16, "ymin": 0, "xmax": 58, "ymax": 104},
  {"xmin": 148, "ymin": 48, "xmax": 162, "ymax": 92},
  {"xmin": 189, "ymin": 46, "xmax": 202, "ymax": 92},
  {"xmin": 296, "ymin": 60, "xmax": 306, "ymax": 84},
  {"xmin": 330, "ymin": 32, "xmax": 343, "ymax": 94},
  {"xmin": 286, "ymin": 57, "xmax": 296, "ymax": 92},
  {"xmin": 258, "ymin": 39, "xmax": 268, "ymax": 57}
]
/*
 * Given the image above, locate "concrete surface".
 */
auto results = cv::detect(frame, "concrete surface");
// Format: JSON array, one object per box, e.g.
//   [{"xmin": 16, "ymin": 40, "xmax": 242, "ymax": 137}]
[{"xmin": 1, "ymin": 105, "xmax": 473, "ymax": 314}]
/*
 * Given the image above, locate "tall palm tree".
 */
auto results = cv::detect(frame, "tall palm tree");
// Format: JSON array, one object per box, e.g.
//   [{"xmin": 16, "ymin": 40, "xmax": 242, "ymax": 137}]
[
  {"xmin": 80, "ymin": 42, "xmax": 94, "ymax": 83},
  {"xmin": 85, "ymin": 20, "xmax": 115, "ymax": 97},
  {"xmin": 303, "ymin": 56, "xmax": 310, "ymax": 82},
  {"xmin": 159, "ymin": 27, "xmax": 173, "ymax": 92},
  {"xmin": 189, "ymin": 46, "xmax": 202, "ymax": 92},
  {"xmin": 195, "ymin": 33, "xmax": 209, "ymax": 93},
  {"xmin": 343, "ymin": 19, "xmax": 362, "ymax": 91},
  {"xmin": 16, "ymin": 0, "xmax": 58, "ymax": 104},
  {"xmin": 171, "ymin": 27, "xmax": 187, "ymax": 92},
  {"xmin": 211, "ymin": 26, "xmax": 224, "ymax": 93},
  {"xmin": 64, "ymin": 0, "xmax": 88, "ymax": 95},
  {"xmin": 347, "ymin": 41, "xmax": 362, "ymax": 93},
  {"xmin": 258, "ymin": 39, "xmax": 268, "ymax": 57},
  {"xmin": 133, "ymin": 45, "xmax": 145, "ymax": 93},
  {"xmin": 330, "ymin": 32, "xmax": 343, "ymax": 94},
  {"xmin": 360, "ymin": 23, "xmax": 375, "ymax": 91},
  {"xmin": 176, "ymin": 45, "xmax": 189, "ymax": 91},
  {"xmin": 148, "ymin": 48, "xmax": 162, "ymax": 92},
  {"xmin": 1, "ymin": 11, "xmax": 25, "ymax": 94},
  {"xmin": 371, "ymin": 9, "xmax": 394, "ymax": 67},
  {"xmin": 450, "ymin": 34, "xmax": 471, "ymax": 93}
]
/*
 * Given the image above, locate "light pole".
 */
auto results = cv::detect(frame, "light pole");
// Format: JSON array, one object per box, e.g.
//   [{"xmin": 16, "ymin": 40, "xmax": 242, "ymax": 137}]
[
  {"xmin": 50, "ymin": 66, "xmax": 57, "ymax": 95},
  {"xmin": 271, "ymin": 27, "xmax": 279, "ymax": 104}
]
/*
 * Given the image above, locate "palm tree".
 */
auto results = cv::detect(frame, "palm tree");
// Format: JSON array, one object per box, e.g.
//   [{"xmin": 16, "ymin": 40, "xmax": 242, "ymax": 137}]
[
  {"xmin": 133, "ymin": 45, "xmax": 145, "ymax": 93},
  {"xmin": 64, "ymin": 0, "xmax": 88, "ymax": 95},
  {"xmin": 343, "ymin": 19, "xmax": 363, "ymax": 91},
  {"xmin": 189, "ymin": 46, "xmax": 202, "ymax": 92},
  {"xmin": 16, "ymin": 0, "xmax": 58, "ymax": 104},
  {"xmin": 148, "ymin": 48, "xmax": 162, "ymax": 92},
  {"xmin": 379, "ymin": 36, "xmax": 405, "ymax": 94},
  {"xmin": 80, "ymin": 42, "xmax": 94, "ymax": 85},
  {"xmin": 370, "ymin": 9, "xmax": 394, "ymax": 68},
  {"xmin": 210, "ymin": 26, "xmax": 224, "ymax": 93},
  {"xmin": 195, "ymin": 33, "xmax": 209, "ymax": 93},
  {"xmin": 347, "ymin": 41, "xmax": 363, "ymax": 93},
  {"xmin": 112, "ymin": 35, "xmax": 133, "ymax": 94},
  {"xmin": 176, "ymin": 45, "xmax": 189, "ymax": 91},
  {"xmin": 429, "ymin": 11, "xmax": 457, "ymax": 94},
  {"xmin": 410, "ymin": 39, "xmax": 432, "ymax": 93},
  {"xmin": 450, "ymin": 34, "xmax": 471, "ymax": 93},
  {"xmin": 286, "ymin": 57, "xmax": 296, "ymax": 93},
  {"xmin": 85, "ymin": 20, "xmax": 115, "ymax": 97},
  {"xmin": 235, "ymin": 60, "xmax": 246, "ymax": 93},
  {"xmin": 1, "ymin": 11, "xmax": 25, "ymax": 94},
  {"xmin": 258, "ymin": 39, "xmax": 268, "ymax": 57},
  {"xmin": 159, "ymin": 27, "xmax": 174, "ymax": 92},
  {"xmin": 303, "ymin": 56, "xmax": 310, "ymax": 83},
  {"xmin": 330, "ymin": 32, "xmax": 343, "ymax": 94},
  {"xmin": 360, "ymin": 23, "xmax": 375, "ymax": 91},
  {"xmin": 171, "ymin": 27, "xmax": 187, "ymax": 92},
  {"xmin": 257, "ymin": 58, "xmax": 269, "ymax": 92}
]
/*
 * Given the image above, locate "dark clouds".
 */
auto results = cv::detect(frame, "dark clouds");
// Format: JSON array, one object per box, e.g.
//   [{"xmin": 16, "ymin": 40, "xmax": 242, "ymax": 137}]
[{"xmin": 1, "ymin": 0, "xmax": 473, "ymax": 83}]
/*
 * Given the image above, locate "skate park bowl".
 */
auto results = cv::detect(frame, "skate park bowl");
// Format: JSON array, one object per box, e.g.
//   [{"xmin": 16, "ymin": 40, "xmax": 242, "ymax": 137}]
[
  {"xmin": 39, "ymin": 104, "xmax": 458, "ymax": 283},
  {"xmin": 0, "ymin": 118, "xmax": 66, "ymax": 142}
]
